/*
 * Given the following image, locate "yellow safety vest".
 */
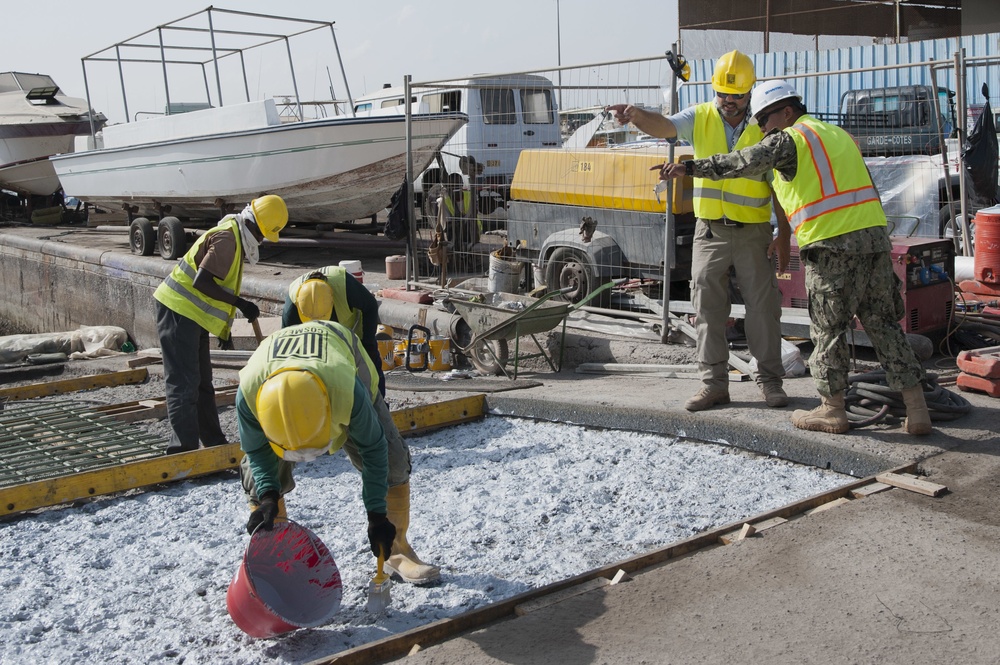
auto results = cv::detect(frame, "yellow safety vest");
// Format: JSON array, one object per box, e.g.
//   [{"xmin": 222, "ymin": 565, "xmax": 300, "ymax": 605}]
[
  {"xmin": 692, "ymin": 102, "xmax": 772, "ymax": 223},
  {"xmin": 771, "ymin": 115, "xmax": 885, "ymax": 248},
  {"xmin": 238, "ymin": 320, "xmax": 380, "ymax": 452},
  {"xmin": 152, "ymin": 217, "xmax": 243, "ymax": 339},
  {"xmin": 287, "ymin": 266, "xmax": 361, "ymax": 336},
  {"xmin": 444, "ymin": 190, "xmax": 473, "ymax": 217}
]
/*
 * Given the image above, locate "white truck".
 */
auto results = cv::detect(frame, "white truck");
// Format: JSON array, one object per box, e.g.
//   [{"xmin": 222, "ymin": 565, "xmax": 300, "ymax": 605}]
[{"xmin": 353, "ymin": 74, "xmax": 562, "ymax": 220}]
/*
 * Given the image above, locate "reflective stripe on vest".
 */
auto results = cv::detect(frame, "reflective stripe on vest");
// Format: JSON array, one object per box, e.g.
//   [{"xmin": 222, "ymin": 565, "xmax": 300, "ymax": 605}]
[
  {"xmin": 152, "ymin": 218, "xmax": 243, "ymax": 339},
  {"xmin": 288, "ymin": 266, "xmax": 361, "ymax": 335},
  {"xmin": 238, "ymin": 320, "xmax": 374, "ymax": 452},
  {"xmin": 692, "ymin": 102, "xmax": 772, "ymax": 223},
  {"xmin": 772, "ymin": 116, "xmax": 886, "ymax": 247}
]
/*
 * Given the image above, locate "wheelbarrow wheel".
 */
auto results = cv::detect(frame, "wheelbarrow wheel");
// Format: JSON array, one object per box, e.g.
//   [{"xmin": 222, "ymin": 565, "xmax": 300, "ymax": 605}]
[{"xmin": 469, "ymin": 338, "xmax": 509, "ymax": 375}]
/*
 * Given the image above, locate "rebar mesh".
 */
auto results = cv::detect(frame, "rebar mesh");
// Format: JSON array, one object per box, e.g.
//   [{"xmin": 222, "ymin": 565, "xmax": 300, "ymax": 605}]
[{"xmin": 0, "ymin": 400, "xmax": 167, "ymax": 488}]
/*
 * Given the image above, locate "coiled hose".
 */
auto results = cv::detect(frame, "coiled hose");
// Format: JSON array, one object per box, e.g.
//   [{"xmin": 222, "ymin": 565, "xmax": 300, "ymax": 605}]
[{"xmin": 845, "ymin": 369, "xmax": 973, "ymax": 429}]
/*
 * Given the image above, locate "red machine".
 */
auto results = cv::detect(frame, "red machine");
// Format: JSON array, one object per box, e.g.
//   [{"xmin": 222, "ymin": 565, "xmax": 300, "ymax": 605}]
[{"xmin": 777, "ymin": 236, "xmax": 955, "ymax": 336}]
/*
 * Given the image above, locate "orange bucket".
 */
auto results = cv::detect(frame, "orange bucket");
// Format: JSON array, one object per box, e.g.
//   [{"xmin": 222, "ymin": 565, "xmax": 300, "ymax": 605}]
[{"xmin": 226, "ymin": 521, "xmax": 342, "ymax": 639}]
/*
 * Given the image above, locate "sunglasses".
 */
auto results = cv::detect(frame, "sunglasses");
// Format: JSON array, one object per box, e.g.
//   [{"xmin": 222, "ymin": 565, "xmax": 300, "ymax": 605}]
[
  {"xmin": 755, "ymin": 105, "xmax": 789, "ymax": 127},
  {"xmin": 716, "ymin": 92, "xmax": 747, "ymax": 100}
]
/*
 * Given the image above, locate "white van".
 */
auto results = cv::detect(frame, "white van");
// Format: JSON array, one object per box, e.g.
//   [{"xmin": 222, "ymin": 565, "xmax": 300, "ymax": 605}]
[{"xmin": 353, "ymin": 74, "xmax": 562, "ymax": 217}]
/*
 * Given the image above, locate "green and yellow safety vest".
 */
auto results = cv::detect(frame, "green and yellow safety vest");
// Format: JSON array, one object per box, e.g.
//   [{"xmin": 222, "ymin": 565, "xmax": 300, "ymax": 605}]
[
  {"xmin": 287, "ymin": 266, "xmax": 361, "ymax": 336},
  {"xmin": 239, "ymin": 320, "xmax": 380, "ymax": 452},
  {"xmin": 153, "ymin": 217, "xmax": 243, "ymax": 339},
  {"xmin": 772, "ymin": 115, "xmax": 885, "ymax": 247},
  {"xmin": 692, "ymin": 102, "xmax": 772, "ymax": 223}
]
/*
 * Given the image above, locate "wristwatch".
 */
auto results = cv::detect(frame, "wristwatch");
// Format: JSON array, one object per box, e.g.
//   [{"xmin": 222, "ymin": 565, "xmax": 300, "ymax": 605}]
[{"xmin": 683, "ymin": 160, "xmax": 695, "ymax": 176}]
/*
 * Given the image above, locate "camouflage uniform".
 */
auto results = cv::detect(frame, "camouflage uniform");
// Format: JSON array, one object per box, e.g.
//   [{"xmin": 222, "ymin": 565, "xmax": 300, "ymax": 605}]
[{"xmin": 688, "ymin": 130, "xmax": 924, "ymax": 396}]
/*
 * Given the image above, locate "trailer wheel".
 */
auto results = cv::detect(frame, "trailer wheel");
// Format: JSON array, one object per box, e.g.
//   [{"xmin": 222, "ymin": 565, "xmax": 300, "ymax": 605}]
[
  {"xmin": 468, "ymin": 338, "xmax": 509, "ymax": 375},
  {"xmin": 158, "ymin": 217, "xmax": 187, "ymax": 260},
  {"xmin": 545, "ymin": 247, "xmax": 607, "ymax": 306},
  {"xmin": 129, "ymin": 218, "xmax": 155, "ymax": 256}
]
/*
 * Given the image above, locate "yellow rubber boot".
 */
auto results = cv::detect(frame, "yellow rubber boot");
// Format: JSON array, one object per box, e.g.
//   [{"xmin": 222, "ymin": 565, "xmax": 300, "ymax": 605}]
[
  {"xmin": 384, "ymin": 482, "xmax": 441, "ymax": 584},
  {"xmin": 900, "ymin": 384, "xmax": 932, "ymax": 435},
  {"xmin": 791, "ymin": 392, "xmax": 849, "ymax": 434}
]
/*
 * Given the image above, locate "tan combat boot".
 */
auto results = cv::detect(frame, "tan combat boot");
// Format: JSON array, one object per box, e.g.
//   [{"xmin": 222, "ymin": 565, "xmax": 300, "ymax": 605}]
[
  {"xmin": 684, "ymin": 385, "xmax": 731, "ymax": 412},
  {"xmin": 900, "ymin": 384, "xmax": 932, "ymax": 435},
  {"xmin": 791, "ymin": 392, "xmax": 849, "ymax": 434},
  {"xmin": 384, "ymin": 482, "xmax": 441, "ymax": 584}
]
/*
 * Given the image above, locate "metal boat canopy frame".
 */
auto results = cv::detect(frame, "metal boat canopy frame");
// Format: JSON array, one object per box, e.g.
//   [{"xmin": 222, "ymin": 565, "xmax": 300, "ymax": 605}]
[{"xmin": 78, "ymin": 6, "xmax": 355, "ymax": 138}]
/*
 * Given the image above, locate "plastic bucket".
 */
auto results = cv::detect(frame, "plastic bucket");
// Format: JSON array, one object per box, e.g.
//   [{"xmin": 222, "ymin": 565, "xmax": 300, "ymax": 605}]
[
  {"xmin": 488, "ymin": 253, "xmax": 522, "ymax": 293},
  {"xmin": 427, "ymin": 336, "xmax": 452, "ymax": 371},
  {"xmin": 393, "ymin": 340, "xmax": 408, "ymax": 367},
  {"xmin": 385, "ymin": 255, "xmax": 406, "ymax": 280},
  {"xmin": 376, "ymin": 335, "xmax": 395, "ymax": 372},
  {"xmin": 339, "ymin": 259, "xmax": 364, "ymax": 284},
  {"xmin": 226, "ymin": 521, "xmax": 342, "ymax": 639}
]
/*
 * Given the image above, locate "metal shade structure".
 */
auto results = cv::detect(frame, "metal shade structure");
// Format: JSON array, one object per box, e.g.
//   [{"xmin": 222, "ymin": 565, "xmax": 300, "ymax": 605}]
[
  {"xmin": 681, "ymin": 0, "xmax": 964, "ymax": 53},
  {"xmin": 78, "ymin": 6, "xmax": 354, "ymax": 135}
]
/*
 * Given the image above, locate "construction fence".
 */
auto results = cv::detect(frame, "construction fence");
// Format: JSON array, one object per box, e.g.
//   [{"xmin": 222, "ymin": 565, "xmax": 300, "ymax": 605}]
[{"xmin": 389, "ymin": 36, "xmax": 998, "ymax": 307}]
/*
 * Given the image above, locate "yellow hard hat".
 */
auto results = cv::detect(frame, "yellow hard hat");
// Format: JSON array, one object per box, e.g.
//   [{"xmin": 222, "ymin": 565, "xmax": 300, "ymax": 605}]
[
  {"xmin": 256, "ymin": 368, "xmax": 332, "ymax": 462},
  {"xmin": 712, "ymin": 50, "xmax": 756, "ymax": 95},
  {"xmin": 294, "ymin": 277, "xmax": 334, "ymax": 322},
  {"xmin": 250, "ymin": 195, "xmax": 288, "ymax": 242}
]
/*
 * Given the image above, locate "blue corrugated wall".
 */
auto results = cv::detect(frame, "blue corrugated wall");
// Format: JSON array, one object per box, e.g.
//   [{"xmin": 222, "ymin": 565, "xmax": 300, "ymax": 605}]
[{"xmin": 679, "ymin": 32, "xmax": 1000, "ymax": 118}]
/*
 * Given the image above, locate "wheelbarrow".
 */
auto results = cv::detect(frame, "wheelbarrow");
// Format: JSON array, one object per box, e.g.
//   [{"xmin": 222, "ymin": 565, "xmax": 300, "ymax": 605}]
[{"xmin": 443, "ymin": 280, "xmax": 616, "ymax": 378}]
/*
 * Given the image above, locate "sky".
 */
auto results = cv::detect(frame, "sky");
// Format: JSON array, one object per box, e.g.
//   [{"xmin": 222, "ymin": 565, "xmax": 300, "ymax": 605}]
[
  {"xmin": 4, "ymin": 1, "xmax": 680, "ymax": 125},
  {"xmin": 0, "ymin": 393, "xmax": 847, "ymax": 664}
]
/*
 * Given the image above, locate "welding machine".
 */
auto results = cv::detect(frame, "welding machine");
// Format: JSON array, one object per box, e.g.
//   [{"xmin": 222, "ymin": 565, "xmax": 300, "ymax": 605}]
[{"xmin": 777, "ymin": 236, "xmax": 955, "ymax": 336}]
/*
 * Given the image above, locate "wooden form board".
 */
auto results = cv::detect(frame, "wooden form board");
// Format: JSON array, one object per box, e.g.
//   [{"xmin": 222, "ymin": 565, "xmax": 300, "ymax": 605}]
[
  {"xmin": 0, "ymin": 394, "xmax": 486, "ymax": 519},
  {"xmin": 0, "ymin": 368, "xmax": 148, "ymax": 401},
  {"xmin": 0, "ymin": 444, "xmax": 243, "ymax": 517},
  {"xmin": 92, "ymin": 385, "xmax": 239, "ymax": 423},
  {"xmin": 719, "ymin": 516, "xmax": 787, "ymax": 545},
  {"xmin": 875, "ymin": 472, "xmax": 947, "ymax": 497},
  {"xmin": 514, "ymin": 577, "xmax": 610, "ymax": 616}
]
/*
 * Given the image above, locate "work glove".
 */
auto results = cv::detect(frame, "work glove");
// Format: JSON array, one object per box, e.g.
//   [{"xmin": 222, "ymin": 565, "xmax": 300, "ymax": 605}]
[
  {"xmin": 217, "ymin": 336, "xmax": 235, "ymax": 351},
  {"xmin": 234, "ymin": 297, "xmax": 260, "ymax": 323},
  {"xmin": 366, "ymin": 512, "xmax": 396, "ymax": 559},
  {"xmin": 246, "ymin": 490, "xmax": 280, "ymax": 535}
]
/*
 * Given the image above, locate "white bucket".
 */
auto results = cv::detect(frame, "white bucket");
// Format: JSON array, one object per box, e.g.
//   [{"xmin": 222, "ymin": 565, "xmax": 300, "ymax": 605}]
[
  {"xmin": 488, "ymin": 254, "xmax": 522, "ymax": 293},
  {"xmin": 339, "ymin": 259, "xmax": 364, "ymax": 284}
]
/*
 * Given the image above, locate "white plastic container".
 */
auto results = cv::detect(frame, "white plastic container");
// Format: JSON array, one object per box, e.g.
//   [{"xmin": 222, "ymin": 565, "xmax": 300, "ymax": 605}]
[{"xmin": 339, "ymin": 259, "xmax": 364, "ymax": 284}]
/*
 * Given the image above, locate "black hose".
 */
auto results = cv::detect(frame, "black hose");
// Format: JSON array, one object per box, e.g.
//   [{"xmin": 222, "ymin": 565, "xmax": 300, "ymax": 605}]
[{"xmin": 844, "ymin": 370, "xmax": 972, "ymax": 428}]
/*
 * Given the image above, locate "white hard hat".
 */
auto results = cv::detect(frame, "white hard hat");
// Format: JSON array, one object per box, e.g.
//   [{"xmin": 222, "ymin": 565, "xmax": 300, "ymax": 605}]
[{"xmin": 750, "ymin": 80, "xmax": 802, "ymax": 122}]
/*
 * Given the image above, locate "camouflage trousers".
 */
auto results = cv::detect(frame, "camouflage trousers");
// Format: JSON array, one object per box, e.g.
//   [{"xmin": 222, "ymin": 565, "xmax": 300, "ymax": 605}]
[{"xmin": 802, "ymin": 246, "xmax": 923, "ymax": 396}]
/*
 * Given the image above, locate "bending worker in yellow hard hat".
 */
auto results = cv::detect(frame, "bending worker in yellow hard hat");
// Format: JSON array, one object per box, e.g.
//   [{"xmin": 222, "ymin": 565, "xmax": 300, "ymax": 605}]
[
  {"xmin": 237, "ymin": 320, "xmax": 441, "ymax": 584},
  {"xmin": 283, "ymin": 266, "xmax": 385, "ymax": 396},
  {"xmin": 654, "ymin": 80, "xmax": 932, "ymax": 436},
  {"xmin": 607, "ymin": 50, "xmax": 790, "ymax": 413},
  {"xmin": 153, "ymin": 194, "xmax": 288, "ymax": 455}
]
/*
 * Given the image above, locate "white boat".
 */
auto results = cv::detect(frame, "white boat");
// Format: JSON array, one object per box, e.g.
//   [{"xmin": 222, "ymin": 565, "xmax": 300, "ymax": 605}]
[
  {"xmin": 51, "ymin": 100, "xmax": 465, "ymax": 224},
  {"xmin": 47, "ymin": 8, "xmax": 465, "ymax": 226},
  {"xmin": 0, "ymin": 72, "xmax": 106, "ymax": 196}
]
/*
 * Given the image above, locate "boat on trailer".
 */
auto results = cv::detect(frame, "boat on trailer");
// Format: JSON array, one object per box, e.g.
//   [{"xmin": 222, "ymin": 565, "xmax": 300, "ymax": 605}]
[{"xmin": 48, "ymin": 7, "xmax": 465, "ymax": 257}]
